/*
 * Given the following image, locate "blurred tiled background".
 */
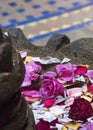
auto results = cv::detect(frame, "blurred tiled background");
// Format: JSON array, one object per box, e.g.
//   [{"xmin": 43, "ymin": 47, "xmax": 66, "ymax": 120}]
[{"xmin": 0, "ymin": 0, "xmax": 93, "ymax": 45}]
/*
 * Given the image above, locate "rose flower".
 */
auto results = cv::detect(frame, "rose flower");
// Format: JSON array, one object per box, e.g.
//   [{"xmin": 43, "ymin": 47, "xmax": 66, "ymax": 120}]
[
  {"xmin": 69, "ymin": 98, "xmax": 93, "ymax": 122},
  {"xmin": 39, "ymin": 78, "xmax": 64, "ymax": 99}
]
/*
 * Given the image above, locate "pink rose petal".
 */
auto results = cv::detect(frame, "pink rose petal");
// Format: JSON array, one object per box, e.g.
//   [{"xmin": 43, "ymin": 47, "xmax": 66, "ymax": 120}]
[
  {"xmin": 88, "ymin": 84, "xmax": 93, "ymax": 93},
  {"xmin": 75, "ymin": 65, "xmax": 87, "ymax": 75},
  {"xmin": 24, "ymin": 96, "xmax": 40, "ymax": 103},
  {"xmin": 65, "ymin": 97, "xmax": 74, "ymax": 106},
  {"xmin": 85, "ymin": 70, "xmax": 93, "ymax": 78},
  {"xmin": 22, "ymin": 90, "xmax": 41, "ymax": 98},
  {"xmin": 36, "ymin": 119, "xmax": 52, "ymax": 130},
  {"xmin": 42, "ymin": 98, "xmax": 55, "ymax": 108},
  {"xmin": 66, "ymin": 88, "xmax": 83, "ymax": 97}
]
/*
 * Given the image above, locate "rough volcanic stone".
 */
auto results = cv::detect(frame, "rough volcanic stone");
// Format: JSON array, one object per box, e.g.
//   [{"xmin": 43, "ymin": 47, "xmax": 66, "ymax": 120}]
[
  {"xmin": 46, "ymin": 33, "xmax": 70, "ymax": 51},
  {"xmin": 8, "ymin": 28, "xmax": 93, "ymax": 69}
]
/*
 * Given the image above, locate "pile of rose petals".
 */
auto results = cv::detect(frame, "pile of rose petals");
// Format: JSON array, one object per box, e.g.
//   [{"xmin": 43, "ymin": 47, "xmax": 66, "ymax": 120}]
[{"xmin": 21, "ymin": 56, "xmax": 93, "ymax": 130}]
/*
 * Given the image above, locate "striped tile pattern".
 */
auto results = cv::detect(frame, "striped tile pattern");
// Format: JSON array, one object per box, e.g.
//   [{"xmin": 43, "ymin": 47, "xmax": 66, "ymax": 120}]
[{"xmin": 0, "ymin": 0, "xmax": 93, "ymax": 43}]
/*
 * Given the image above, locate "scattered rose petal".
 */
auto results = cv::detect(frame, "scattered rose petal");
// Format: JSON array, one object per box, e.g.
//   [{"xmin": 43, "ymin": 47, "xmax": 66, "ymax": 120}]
[
  {"xmin": 36, "ymin": 119, "xmax": 53, "ymax": 130},
  {"xmin": 65, "ymin": 97, "xmax": 74, "ymax": 106},
  {"xmin": 65, "ymin": 122, "xmax": 82, "ymax": 130},
  {"xmin": 19, "ymin": 51, "xmax": 27, "ymax": 58},
  {"xmin": 80, "ymin": 122, "xmax": 93, "ymax": 130},
  {"xmin": 56, "ymin": 123, "xmax": 63, "ymax": 130},
  {"xmin": 31, "ymin": 56, "xmax": 60, "ymax": 64},
  {"xmin": 61, "ymin": 57, "xmax": 71, "ymax": 63},
  {"xmin": 85, "ymin": 70, "xmax": 93, "ymax": 78},
  {"xmin": 42, "ymin": 98, "xmax": 55, "ymax": 108},
  {"xmin": 75, "ymin": 65, "xmax": 87, "ymax": 75},
  {"xmin": 21, "ymin": 56, "xmax": 93, "ymax": 129},
  {"xmin": 88, "ymin": 84, "xmax": 93, "ymax": 93},
  {"xmin": 66, "ymin": 88, "xmax": 83, "ymax": 97},
  {"xmin": 24, "ymin": 96, "xmax": 40, "ymax": 103},
  {"xmin": 22, "ymin": 90, "xmax": 41, "ymax": 98},
  {"xmin": 41, "ymin": 71, "xmax": 57, "ymax": 79}
]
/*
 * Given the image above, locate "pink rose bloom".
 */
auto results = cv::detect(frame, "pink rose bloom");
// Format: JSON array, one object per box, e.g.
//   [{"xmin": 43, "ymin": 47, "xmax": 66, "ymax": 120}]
[
  {"xmin": 39, "ymin": 78, "xmax": 64, "ymax": 99},
  {"xmin": 55, "ymin": 63, "xmax": 76, "ymax": 81},
  {"xmin": 25, "ymin": 61, "xmax": 42, "ymax": 73},
  {"xmin": 30, "ymin": 73, "xmax": 39, "ymax": 81},
  {"xmin": 41, "ymin": 71, "xmax": 57, "ymax": 79},
  {"xmin": 42, "ymin": 98, "xmax": 55, "ymax": 108},
  {"xmin": 75, "ymin": 65, "xmax": 87, "ymax": 75},
  {"xmin": 21, "ymin": 61, "xmax": 42, "ymax": 87}
]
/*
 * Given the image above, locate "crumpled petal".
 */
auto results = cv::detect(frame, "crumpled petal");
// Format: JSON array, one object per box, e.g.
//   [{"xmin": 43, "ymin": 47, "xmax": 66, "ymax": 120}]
[
  {"xmin": 66, "ymin": 88, "xmax": 83, "ymax": 97},
  {"xmin": 85, "ymin": 70, "xmax": 93, "ymax": 78},
  {"xmin": 80, "ymin": 122, "xmax": 93, "ymax": 130},
  {"xmin": 42, "ymin": 98, "xmax": 55, "ymax": 108},
  {"xmin": 22, "ymin": 90, "xmax": 41, "ymax": 98},
  {"xmin": 75, "ymin": 65, "xmax": 88, "ymax": 75},
  {"xmin": 31, "ymin": 56, "xmax": 60, "ymax": 64}
]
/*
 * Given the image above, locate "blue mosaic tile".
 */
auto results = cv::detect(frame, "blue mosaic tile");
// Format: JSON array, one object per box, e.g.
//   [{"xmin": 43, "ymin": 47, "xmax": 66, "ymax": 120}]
[
  {"xmin": 57, "ymin": 6, "xmax": 66, "ymax": 11},
  {"xmin": 17, "ymin": 8, "xmax": 25, "ymax": 13},
  {"xmin": 8, "ymin": 2, "xmax": 17, "ymax": 7},
  {"xmin": 48, "ymin": 1, "xmax": 56, "ymax": 5},
  {"xmin": 24, "ymin": 0, "xmax": 32, "ymax": 2},
  {"xmin": 32, "ymin": 4, "xmax": 41, "ymax": 9},
  {"xmin": 26, "ymin": 15, "xmax": 36, "ymax": 21},
  {"xmin": 72, "ymin": 2, "xmax": 82, "ymax": 7},
  {"xmin": 41, "ymin": 11, "xmax": 51, "ymax": 16},
  {"xmin": 9, "ymin": 19, "xmax": 17, "ymax": 24},
  {"xmin": 0, "ymin": 0, "xmax": 93, "ymax": 38},
  {"xmin": 2, "ymin": 12, "xmax": 9, "ymax": 16}
]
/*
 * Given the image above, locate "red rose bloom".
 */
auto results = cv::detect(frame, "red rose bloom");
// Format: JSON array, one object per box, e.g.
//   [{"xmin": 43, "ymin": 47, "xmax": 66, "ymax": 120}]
[{"xmin": 69, "ymin": 98, "xmax": 93, "ymax": 121}]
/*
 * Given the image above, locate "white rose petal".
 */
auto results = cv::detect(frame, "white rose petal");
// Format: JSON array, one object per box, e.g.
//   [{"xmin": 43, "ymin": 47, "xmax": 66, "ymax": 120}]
[
  {"xmin": 61, "ymin": 57, "xmax": 71, "ymax": 63},
  {"xmin": 50, "ymin": 105, "xmax": 67, "ymax": 116},
  {"xmin": 31, "ymin": 56, "xmax": 60, "ymax": 64},
  {"xmin": 56, "ymin": 123, "xmax": 63, "ymax": 130}
]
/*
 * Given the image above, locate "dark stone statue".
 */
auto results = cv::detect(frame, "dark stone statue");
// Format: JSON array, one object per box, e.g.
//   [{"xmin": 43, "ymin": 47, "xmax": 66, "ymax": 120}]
[{"xmin": 0, "ymin": 28, "xmax": 35, "ymax": 130}]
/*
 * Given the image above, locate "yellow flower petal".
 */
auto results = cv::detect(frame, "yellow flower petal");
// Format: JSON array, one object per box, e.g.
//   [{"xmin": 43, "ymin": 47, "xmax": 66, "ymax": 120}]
[
  {"xmin": 24, "ymin": 56, "xmax": 32, "ymax": 63},
  {"xmin": 61, "ymin": 126, "xmax": 68, "ymax": 130},
  {"xmin": 65, "ymin": 122, "xmax": 81, "ymax": 130},
  {"xmin": 81, "ymin": 95, "xmax": 92, "ymax": 102}
]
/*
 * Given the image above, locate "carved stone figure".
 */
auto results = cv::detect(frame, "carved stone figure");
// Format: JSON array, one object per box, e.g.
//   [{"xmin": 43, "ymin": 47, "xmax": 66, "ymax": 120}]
[{"xmin": 0, "ymin": 28, "xmax": 35, "ymax": 130}]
